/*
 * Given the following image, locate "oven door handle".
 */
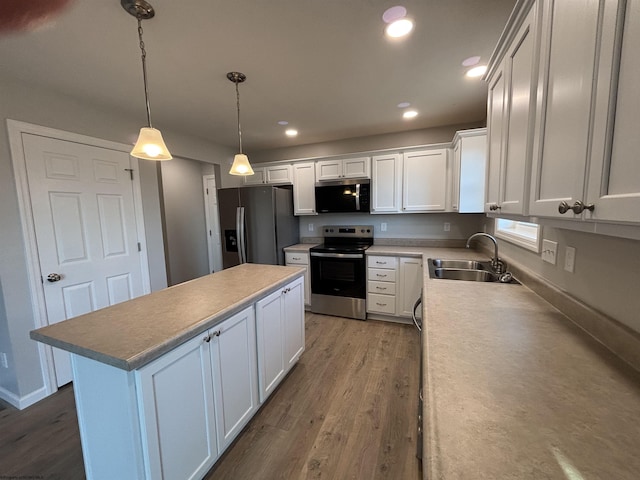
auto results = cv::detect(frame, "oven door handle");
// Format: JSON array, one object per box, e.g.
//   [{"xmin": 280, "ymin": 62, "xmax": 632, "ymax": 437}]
[{"xmin": 310, "ymin": 252, "xmax": 364, "ymax": 259}]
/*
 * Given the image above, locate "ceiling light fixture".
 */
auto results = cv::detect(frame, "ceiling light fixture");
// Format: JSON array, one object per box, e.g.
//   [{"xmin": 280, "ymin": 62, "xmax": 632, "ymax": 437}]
[
  {"xmin": 121, "ymin": 0, "xmax": 172, "ymax": 161},
  {"xmin": 462, "ymin": 56, "xmax": 481, "ymax": 67},
  {"xmin": 466, "ymin": 65, "xmax": 488, "ymax": 78},
  {"xmin": 227, "ymin": 71, "xmax": 254, "ymax": 176},
  {"xmin": 403, "ymin": 110, "xmax": 418, "ymax": 119},
  {"xmin": 278, "ymin": 120, "xmax": 289, "ymax": 126},
  {"xmin": 386, "ymin": 18, "xmax": 414, "ymax": 38},
  {"xmin": 285, "ymin": 129, "xmax": 298, "ymax": 137},
  {"xmin": 397, "ymin": 102, "xmax": 411, "ymax": 108},
  {"xmin": 382, "ymin": 6, "xmax": 407, "ymax": 24}
]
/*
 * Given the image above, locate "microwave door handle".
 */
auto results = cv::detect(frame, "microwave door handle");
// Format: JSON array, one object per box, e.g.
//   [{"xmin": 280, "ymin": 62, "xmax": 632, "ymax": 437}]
[{"xmin": 355, "ymin": 183, "xmax": 361, "ymax": 211}]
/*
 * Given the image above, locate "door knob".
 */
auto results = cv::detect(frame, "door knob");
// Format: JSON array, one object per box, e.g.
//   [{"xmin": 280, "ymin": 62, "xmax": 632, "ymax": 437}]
[
  {"xmin": 558, "ymin": 201, "xmax": 571, "ymax": 214},
  {"xmin": 47, "ymin": 273, "xmax": 62, "ymax": 282},
  {"xmin": 570, "ymin": 201, "xmax": 595, "ymax": 214}
]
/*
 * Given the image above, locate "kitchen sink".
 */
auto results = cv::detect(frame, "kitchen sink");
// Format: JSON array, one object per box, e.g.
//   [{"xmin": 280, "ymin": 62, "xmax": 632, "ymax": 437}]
[
  {"xmin": 428, "ymin": 258, "xmax": 519, "ymax": 284},
  {"xmin": 430, "ymin": 259, "xmax": 490, "ymax": 270},
  {"xmin": 432, "ymin": 268, "xmax": 497, "ymax": 282}
]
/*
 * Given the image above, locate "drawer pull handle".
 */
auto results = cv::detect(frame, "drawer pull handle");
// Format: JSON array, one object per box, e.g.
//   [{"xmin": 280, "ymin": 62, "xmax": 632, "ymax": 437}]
[
  {"xmin": 292, "ymin": 257, "xmax": 301, "ymax": 260},
  {"xmin": 376, "ymin": 274, "xmax": 387, "ymax": 278},
  {"xmin": 376, "ymin": 261, "xmax": 386, "ymax": 264},
  {"xmin": 376, "ymin": 302, "xmax": 387, "ymax": 307},
  {"xmin": 376, "ymin": 286, "xmax": 387, "ymax": 290}
]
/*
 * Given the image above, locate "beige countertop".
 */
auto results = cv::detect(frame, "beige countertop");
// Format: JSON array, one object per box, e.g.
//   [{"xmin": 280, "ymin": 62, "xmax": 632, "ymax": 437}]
[
  {"xmin": 410, "ymin": 248, "xmax": 640, "ymax": 479},
  {"xmin": 30, "ymin": 264, "xmax": 304, "ymax": 371},
  {"xmin": 283, "ymin": 243, "xmax": 318, "ymax": 252}
]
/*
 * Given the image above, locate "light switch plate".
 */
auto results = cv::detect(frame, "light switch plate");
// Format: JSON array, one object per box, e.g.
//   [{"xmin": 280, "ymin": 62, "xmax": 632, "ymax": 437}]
[
  {"xmin": 564, "ymin": 246, "xmax": 576, "ymax": 272},
  {"xmin": 381, "ymin": 222, "xmax": 387, "ymax": 232},
  {"xmin": 444, "ymin": 222, "xmax": 451, "ymax": 232},
  {"xmin": 308, "ymin": 223, "xmax": 314, "ymax": 232},
  {"xmin": 542, "ymin": 239, "xmax": 558, "ymax": 265}
]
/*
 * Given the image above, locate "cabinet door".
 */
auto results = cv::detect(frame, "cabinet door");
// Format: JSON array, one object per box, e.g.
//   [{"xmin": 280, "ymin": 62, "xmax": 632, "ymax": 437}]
[
  {"xmin": 450, "ymin": 142, "xmax": 461, "ymax": 212},
  {"xmin": 501, "ymin": 6, "xmax": 538, "ymax": 215},
  {"xmin": 315, "ymin": 160, "xmax": 342, "ymax": 181},
  {"xmin": 292, "ymin": 162, "xmax": 317, "ymax": 215},
  {"xmin": 371, "ymin": 153, "xmax": 402, "ymax": 213},
  {"xmin": 529, "ymin": 0, "xmax": 602, "ymax": 218},
  {"xmin": 210, "ymin": 306, "xmax": 259, "ymax": 452},
  {"xmin": 486, "ymin": 66, "xmax": 507, "ymax": 212},
  {"xmin": 398, "ymin": 257, "xmax": 423, "ymax": 318},
  {"xmin": 255, "ymin": 288, "xmax": 285, "ymax": 403},
  {"xmin": 587, "ymin": 0, "xmax": 640, "ymax": 223},
  {"xmin": 243, "ymin": 167, "xmax": 266, "ymax": 185},
  {"xmin": 402, "ymin": 149, "xmax": 448, "ymax": 212},
  {"xmin": 283, "ymin": 277, "xmax": 305, "ymax": 370},
  {"xmin": 137, "ymin": 334, "xmax": 218, "ymax": 480},
  {"xmin": 343, "ymin": 157, "xmax": 371, "ymax": 179},
  {"xmin": 459, "ymin": 132, "xmax": 488, "ymax": 213},
  {"xmin": 266, "ymin": 165, "xmax": 292, "ymax": 184}
]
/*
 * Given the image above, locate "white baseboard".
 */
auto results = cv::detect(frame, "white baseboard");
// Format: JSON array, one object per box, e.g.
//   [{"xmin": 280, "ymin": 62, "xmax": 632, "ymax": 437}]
[{"xmin": 0, "ymin": 384, "xmax": 48, "ymax": 410}]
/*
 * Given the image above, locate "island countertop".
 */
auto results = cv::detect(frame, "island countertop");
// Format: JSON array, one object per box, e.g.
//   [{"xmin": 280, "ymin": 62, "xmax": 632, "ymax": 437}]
[{"xmin": 30, "ymin": 264, "xmax": 304, "ymax": 371}]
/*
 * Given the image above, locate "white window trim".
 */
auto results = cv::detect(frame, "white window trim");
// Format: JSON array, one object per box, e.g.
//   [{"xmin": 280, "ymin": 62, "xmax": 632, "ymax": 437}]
[{"xmin": 495, "ymin": 219, "xmax": 541, "ymax": 253}]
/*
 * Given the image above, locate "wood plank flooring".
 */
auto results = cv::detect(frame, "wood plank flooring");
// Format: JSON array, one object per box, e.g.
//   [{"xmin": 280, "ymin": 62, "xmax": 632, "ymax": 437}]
[{"xmin": 0, "ymin": 313, "xmax": 421, "ymax": 480}]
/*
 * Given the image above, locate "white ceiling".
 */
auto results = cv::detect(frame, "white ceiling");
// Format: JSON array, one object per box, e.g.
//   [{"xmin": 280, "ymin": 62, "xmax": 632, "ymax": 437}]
[{"xmin": 0, "ymin": 0, "xmax": 516, "ymax": 151}]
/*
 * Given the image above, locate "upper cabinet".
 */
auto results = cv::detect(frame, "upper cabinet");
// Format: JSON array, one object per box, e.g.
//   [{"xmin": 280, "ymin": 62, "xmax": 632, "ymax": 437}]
[
  {"xmin": 452, "ymin": 129, "xmax": 487, "ymax": 213},
  {"xmin": 485, "ymin": 2, "xmax": 540, "ymax": 216},
  {"xmin": 315, "ymin": 157, "xmax": 370, "ymax": 181},
  {"xmin": 371, "ymin": 153, "xmax": 402, "ymax": 213},
  {"xmin": 243, "ymin": 164, "xmax": 293, "ymax": 186},
  {"xmin": 292, "ymin": 162, "xmax": 316, "ymax": 216},
  {"xmin": 403, "ymin": 149, "xmax": 448, "ymax": 212}
]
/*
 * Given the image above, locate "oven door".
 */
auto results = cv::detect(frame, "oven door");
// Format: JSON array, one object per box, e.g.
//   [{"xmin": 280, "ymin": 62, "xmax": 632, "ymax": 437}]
[{"xmin": 310, "ymin": 252, "xmax": 366, "ymax": 299}]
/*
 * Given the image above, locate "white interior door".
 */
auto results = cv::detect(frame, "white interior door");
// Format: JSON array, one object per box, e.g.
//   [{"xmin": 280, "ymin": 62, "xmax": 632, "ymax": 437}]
[
  {"xmin": 23, "ymin": 133, "xmax": 146, "ymax": 387},
  {"xmin": 203, "ymin": 174, "xmax": 223, "ymax": 273}
]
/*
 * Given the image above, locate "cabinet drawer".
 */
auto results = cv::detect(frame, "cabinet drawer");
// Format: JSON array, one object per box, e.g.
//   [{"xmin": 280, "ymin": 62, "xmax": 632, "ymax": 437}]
[
  {"xmin": 367, "ymin": 256, "xmax": 398, "ymax": 269},
  {"xmin": 368, "ymin": 280, "xmax": 396, "ymax": 295},
  {"xmin": 368, "ymin": 294, "xmax": 396, "ymax": 315},
  {"xmin": 285, "ymin": 252, "xmax": 309, "ymax": 265},
  {"xmin": 368, "ymin": 268, "xmax": 396, "ymax": 282}
]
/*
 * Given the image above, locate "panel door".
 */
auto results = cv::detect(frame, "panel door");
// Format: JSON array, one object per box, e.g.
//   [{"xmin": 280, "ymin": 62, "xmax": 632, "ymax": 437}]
[
  {"xmin": 343, "ymin": 157, "xmax": 371, "ymax": 179},
  {"xmin": 210, "ymin": 306, "xmax": 259, "ymax": 451},
  {"xmin": 243, "ymin": 167, "xmax": 266, "ymax": 185},
  {"xmin": 529, "ymin": 0, "xmax": 602, "ymax": 218},
  {"xmin": 292, "ymin": 162, "xmax": 317, "ymax": 215},
  {"xmin": 459, "ymin": 132, "xmax": 488, "ymax": 213},
  {"xmin": 137, "ymin": 334, "xmax": 218, "ymax": 480},
  {"xmin": 485, "ymin": 67, "xmax": 507, "ymax": 212},
  {"xmin": 266, "ymin": 165, "xmax": 292, "ymax": 185},
  {"xmin": 587, "ymin": 0, "xmax": 640, "ymax": 223},
  {"xmin": 23, "ymin": 134, "xmax": 145, "ymax": 386},
  {"xmin": 282, "ymin": 277, "xmax": 305, "ymax": 370},
  {"xmin": 402, "ymin": 149, "xmax": 448, "ymax": 212},
  {"xmin": 398, "ymin": 258, "xmax": 423, "ymax": 318},
  {"xmin": 501, "ymin": 5, "xmax": 538, "ymax": 215},
  {"xmin": 315, "ymin": 160, "xmax": 342, "ymax": 181},
  {"xmin": 255, "ymin": 288, "xmax": 285, "ymax": 403},
  {"xmin": 450, "ymin": 141, "xmax": 461, "ymax": 212},
  {"xmin": 371, "ymin": 153, "xmax": 402, "ymax": 213}
]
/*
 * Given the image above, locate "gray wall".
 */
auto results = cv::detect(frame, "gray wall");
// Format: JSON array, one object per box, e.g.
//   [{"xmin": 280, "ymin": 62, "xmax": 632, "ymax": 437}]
[
  {"xmin": 484, "ymin": 219, "xmax": 640, "ymax": 334},
  {"xmin": 0, "ymin": 73, "xmax": 235, "ymax": 403}
]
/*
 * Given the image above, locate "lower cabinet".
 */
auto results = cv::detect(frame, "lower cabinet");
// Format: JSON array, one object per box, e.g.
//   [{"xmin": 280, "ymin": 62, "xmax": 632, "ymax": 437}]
[
  {"xmin": 285, "ymin": 251, "xmax": 310, "ymax": 307},
  {"xmin": 255, "ymin": 276, "xmax": 305, "ymax": 403},
  {"xmin": 367, "ymin": 255, "xmax": 422, "ymax": 321},
  {"xmin": 137, "ymin": 305, "xmax": 258, "ymax": 480}
]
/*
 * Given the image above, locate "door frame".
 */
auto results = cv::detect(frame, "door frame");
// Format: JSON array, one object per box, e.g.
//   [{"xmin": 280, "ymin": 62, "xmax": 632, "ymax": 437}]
[
  {"xmin": 202, "ymin": 174, "xmax": 223, "ymax": 273},
  {"xmin": 7, "ymin": 119, "xmax": 152, "ymax": 398}
]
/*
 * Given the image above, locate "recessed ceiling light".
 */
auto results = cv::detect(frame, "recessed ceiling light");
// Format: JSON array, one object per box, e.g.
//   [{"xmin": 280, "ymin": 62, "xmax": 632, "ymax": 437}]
[
  {"xmin": 285, "ymin": 129, "xmax": 298, "ymax": 137},
  {"xmin": 278, "ymin": 120, "xmax": 289, "ymax": 126},
  {"xmin": 385, "ymin": 18, "xmax": 414, "ymax": 38},
  {"xmin": 382, "ymin": 6, "xmax": 407, "ymax": 24},
  {"xmin": 403, "ymin": 110, "xmax": 418, "ymax": 119},
  {"xmin": 462, "ymin": 56, "xmax": 481, "ymax": 67},
  {"xmin": 397, "ymin": 102, "xmax": 411, "ymax": 108},
  {"xmin": 466, "ymin": 65, "xmax": 488, "ymax": 78}
]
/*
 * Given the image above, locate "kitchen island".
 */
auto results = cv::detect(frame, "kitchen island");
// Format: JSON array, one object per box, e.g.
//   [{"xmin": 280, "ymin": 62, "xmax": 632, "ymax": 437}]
[{"xmin": 31, "ymin": 263, "xmax": 306, "ymax": 480}]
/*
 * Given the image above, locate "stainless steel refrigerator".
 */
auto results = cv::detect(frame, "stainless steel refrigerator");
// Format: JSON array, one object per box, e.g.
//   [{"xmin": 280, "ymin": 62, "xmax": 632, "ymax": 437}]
[{"xmin": 217, "ymin": 185, "xmax": 299, "ymax": 269}]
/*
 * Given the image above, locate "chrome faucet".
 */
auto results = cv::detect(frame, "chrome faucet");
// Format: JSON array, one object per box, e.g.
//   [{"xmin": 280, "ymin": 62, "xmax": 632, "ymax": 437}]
[{"xmin": 466, "ymin": 233, "xmax": 505, "ymax": 274}]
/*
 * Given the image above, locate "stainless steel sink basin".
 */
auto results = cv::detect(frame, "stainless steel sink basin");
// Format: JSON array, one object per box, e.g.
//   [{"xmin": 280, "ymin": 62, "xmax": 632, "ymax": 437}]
[
  {"xmin": 432, "ymin": 268, "xmax": 497, "ymax": 282},
  {"xmin": 427, "ymin": 258, "xmax": 519, "ymax": 284},
  {"xmin": 430, "ymin": 259, "xmax": 490, "ymax": 270}
]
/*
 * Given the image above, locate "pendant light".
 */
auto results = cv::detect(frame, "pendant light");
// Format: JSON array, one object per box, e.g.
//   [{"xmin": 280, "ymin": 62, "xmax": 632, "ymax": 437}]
[
  {"xmin": 227, "ymin": 72, "xmax": 254, "ymax": 175},
  {"xmin": 121, "ymin": 0, "xmax": 172, "ymax": 161}
]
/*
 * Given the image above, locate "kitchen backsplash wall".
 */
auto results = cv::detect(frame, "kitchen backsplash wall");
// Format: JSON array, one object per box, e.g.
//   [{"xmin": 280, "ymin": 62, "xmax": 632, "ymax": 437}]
[
  {"xmin": 300, "ymin": 213, "xmax": 484, "ymax": 241},
  {"xmin": 485, "ymin": 218, "xmax": 640, "ymax": 335}
]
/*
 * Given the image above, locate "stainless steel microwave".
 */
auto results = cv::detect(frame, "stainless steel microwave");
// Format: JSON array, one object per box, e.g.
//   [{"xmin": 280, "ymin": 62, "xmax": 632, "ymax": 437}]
[{"xmin": 315, "ymin": 180, "xmax": 370, "ymax": 213}]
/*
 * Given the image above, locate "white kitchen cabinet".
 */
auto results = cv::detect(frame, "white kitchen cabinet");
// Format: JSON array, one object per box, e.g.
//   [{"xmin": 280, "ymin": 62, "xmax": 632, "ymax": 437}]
[
  {"xmin": 244, "ymin": 164, "xmax": 293, "ymax": 186},
  {"xmin": 209, "ymin": 307, "xmax": 259, "ymax": 452},
  {"xmin": 398, "ymin": 257, "xmax": 423, "ymax": 317},
  {"xmin": 402, "ymin": 149, "xmax": 448, "ymax": 212},
  {"xmin": 371, "ymin": 153, "xmax": 402, "ymax": 213},
  {"xmin": 485, "ymin": 3, "xmax": 539, "ymax": 215},
  {"xmin": 366, "ymin": 255, "xmax": 422, "ymax": 320},
  {"xmin": 452, "ymin": 129, "xmax": 488, "ymax": 213},
  {"xmin": 255, "ymin": 276, "xmax": 305, "ymax": 402},
  {"xmin": 315, "ymin": 157, "xmax": 370, "ymax": 181},
  {"xmin": 285, "ymin": 251, "xmax": 310, "ymax": 307},
  {"xmin": 137, "ymin": 330, "xmax": 219, "ymax": 480},
  {"xmin": 292, "ymin": 162, "xmax": 316, "ymax": 215}
]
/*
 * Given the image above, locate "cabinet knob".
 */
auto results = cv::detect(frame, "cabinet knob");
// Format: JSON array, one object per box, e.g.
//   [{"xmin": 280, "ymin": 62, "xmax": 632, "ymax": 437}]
[
  {"xmin": 213, "ymin": 330, "xmax": 221, "ymax": 337},
  {"xmin": 570, "ymin": 201, "xmax": 595, "ymax": 214},
  {"xmin": 204, "ymin": 334, "xmax": 212, "ymax": 343},
  {"xmin": 558, "ymin": 201, "xmax": 571, "ymax": 214},
  {"xmin": 47, "ymin": 273, "xmax": 62, "ymax": 282},
  {"xmin": 489, "ymin": 203, "xmax": 501, "ymax": 211}
]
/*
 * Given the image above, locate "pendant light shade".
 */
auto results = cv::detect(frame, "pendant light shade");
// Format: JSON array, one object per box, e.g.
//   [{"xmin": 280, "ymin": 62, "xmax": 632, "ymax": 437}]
[
  {"xmin": 130, "ymin": 127, "xmax": 172, "ymax": 160},
  {"xmin": 227, "ymin": 71, "xmax": 254, "ymax": 176},
  {"xmin": 122, "ymin": 0, "xmax": 172, "ymax": 161}
]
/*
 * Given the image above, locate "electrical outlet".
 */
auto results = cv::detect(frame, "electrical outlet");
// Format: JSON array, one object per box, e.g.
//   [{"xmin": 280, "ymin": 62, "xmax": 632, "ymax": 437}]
[
  {"xmin": 381, "ymin": 222, "xmax": 387, "ymax": 232},
  {"xmin": 0, "ymin": 352, "xmax": 8, "ymax": 369},
  {"xmin": 541, "ymin": 239, "xmax": 558, "ymax": 265},
  {"xmin": 444, "ymin": 222, "xmax": 451, "ymax": 232},
  {"xmin": 564, "ymin": 246, "xmax": 576, "ymax": 273},
  {"xmin": 308, "ymin": 223, "xmax": 314, "ymax": 232}
]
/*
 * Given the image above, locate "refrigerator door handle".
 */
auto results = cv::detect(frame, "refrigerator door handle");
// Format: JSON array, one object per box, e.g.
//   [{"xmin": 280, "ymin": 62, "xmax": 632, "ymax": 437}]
[
  {"xmin": 239, "ymin": 206, "xmax": 247, "ymax": 264},
  {"xmin": 235, "ymin": 207, "xmax": 243, "ymax": 264}
]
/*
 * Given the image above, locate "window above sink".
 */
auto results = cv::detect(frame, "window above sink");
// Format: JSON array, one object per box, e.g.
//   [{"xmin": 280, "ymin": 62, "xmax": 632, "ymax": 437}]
[{"xmin": 495, "ymin": 219, "xmax": 541, "ymax": 253}]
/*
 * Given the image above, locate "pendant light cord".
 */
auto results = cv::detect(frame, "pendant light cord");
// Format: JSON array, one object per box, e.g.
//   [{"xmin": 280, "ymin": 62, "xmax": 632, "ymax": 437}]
[
  {"xmin": 137, "ymin": 17, "xmax": 153, "ymax": 128},
  {"xmin": 235, "ymin": 80, "xmax": 243, "ymax": 154}
]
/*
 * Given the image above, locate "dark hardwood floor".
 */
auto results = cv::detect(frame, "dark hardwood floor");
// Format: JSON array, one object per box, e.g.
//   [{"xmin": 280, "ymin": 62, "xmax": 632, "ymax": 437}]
[{"xmin": 0, "ymin": 313, "xmax": 421, "ymax": 480}]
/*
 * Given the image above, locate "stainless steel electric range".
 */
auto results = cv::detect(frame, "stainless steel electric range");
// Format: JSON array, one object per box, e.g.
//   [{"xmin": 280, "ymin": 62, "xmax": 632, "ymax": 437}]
[{"xmin": 309, "ymin": 225, "xmax": 373, "ymax": 320}]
